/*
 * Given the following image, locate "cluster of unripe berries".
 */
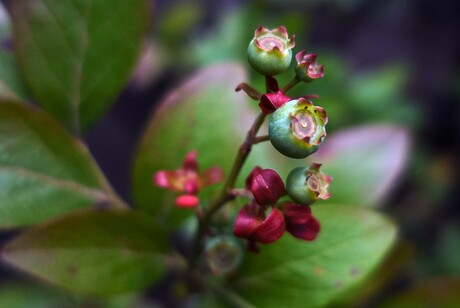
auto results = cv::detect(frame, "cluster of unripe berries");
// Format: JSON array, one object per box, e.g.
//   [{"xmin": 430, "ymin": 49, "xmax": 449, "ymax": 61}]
[
  {"xmin": 154, "ymin": 26, "xmax": 332, "ymax": 274},
  {"xmin": 232, "ymin": 25, "xmax": 331, "ymax": 250},
  {"xmin": 247, "ymin": 25, "xmax": 327, "ymax": 159}
]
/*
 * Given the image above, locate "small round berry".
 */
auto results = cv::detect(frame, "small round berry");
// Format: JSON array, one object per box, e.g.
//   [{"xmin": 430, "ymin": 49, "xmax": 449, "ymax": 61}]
[
  {"xmin": 247, "ymin": 26, "xmax": 295, "ymax": 76},
  {"xmin": 286, "ymin": 163, "xmax": 332, "ymax": 205},
  {"xmin": 268, "ymin": 98, "xmax": 328, "ymax": 158},
  {"xmin": 205, "ymin": 235, "xmax": 242, "ymax": 275},
  {"xmin": 294, "ymin": 51, "xmax": 324, "ymax": 82}
]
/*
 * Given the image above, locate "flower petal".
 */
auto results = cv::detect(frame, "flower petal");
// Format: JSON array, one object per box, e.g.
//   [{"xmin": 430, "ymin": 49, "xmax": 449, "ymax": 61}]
[
  {"xmin": 286, "ymin": 215, "xmax": 320, "ymax": 241},
  {"xmin": 183, "ymin": 151, "xmax": 199, "ymax": 172},
  {"xmin": 233, "ymin": 204, "xmax": 262, "ymax": 240},
  {"xmin": 153, "ymin": 170, "xmax": 185, "ymax": 191},
  {"xmin": 199, "ymin": 166, "xmax": 224, "ymax": 188},
  {"xmin": 259, "ymin": 91, "xmax": 291, "ymax": 114},
  {"xmin": 282, "ymin": 203, "xmax": 312, "ymax": 225},
  {"xmin": 253, "ymin": 208, "xmax": 286, "ymax": 244}
]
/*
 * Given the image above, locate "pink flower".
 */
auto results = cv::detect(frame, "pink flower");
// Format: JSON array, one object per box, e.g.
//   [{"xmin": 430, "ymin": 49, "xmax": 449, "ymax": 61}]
[{"xmin": 154, "ymin": 151, "xmax": 224, "ymax": 208}]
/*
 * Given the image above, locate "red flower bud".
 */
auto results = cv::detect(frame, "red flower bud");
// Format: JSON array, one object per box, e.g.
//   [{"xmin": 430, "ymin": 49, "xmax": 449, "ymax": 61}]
[{"xmin": 246, "ymin": 167, "xmax": 286, "ymax": 205}]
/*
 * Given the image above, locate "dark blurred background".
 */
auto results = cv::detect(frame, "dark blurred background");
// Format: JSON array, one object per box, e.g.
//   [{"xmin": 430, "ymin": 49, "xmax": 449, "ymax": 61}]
[{"xmin": 1, "ymin": 0, "xmax": 460, "ymax": 306}]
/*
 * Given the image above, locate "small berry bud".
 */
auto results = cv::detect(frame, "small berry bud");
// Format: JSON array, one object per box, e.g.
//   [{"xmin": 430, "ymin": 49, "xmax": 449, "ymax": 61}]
[
  {"xmin": 205, "ymin": 235, "xmax": 242, "ymax": 275},
  {"xmin": 268, "ymin": 98, "xmax": 328, "ymax": 158},
  {"xmin": 246, "ymin": 167, "xmax": 286, "ymax": 205},
  {"xmin": 286, "ymin": 163, "xmax": 332, "ymax": 205},
  {"xmin": 295, "ymin": 51, "xmax": 324, "ymax": 82},
  {"xmin": 247, "ymin": 26, "xmax": 295, "ymax": 76}
]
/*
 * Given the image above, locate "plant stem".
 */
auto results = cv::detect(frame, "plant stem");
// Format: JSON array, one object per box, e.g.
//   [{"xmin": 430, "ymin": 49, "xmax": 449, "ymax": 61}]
[
  {"xmin": 254, "ymin": 135, "xmax": 269, "ymax": 144},
  {"xmin": 189, "ymin": 78, "xmax": 273, "ymax": 268},
  {"xmin": 281, "ymin": 77, "xmax": 300, "ymax": 92},
  {"xmin": 189, "ymin": 112, "xmax": 267, "ymax": 267},
  {"xmin": 205, "ymin": 111, "xmax": 266, "ymax": 219}
]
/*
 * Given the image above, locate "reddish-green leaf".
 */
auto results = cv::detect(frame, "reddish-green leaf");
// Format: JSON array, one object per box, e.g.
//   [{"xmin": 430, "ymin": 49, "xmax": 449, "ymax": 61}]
[
  {"xmin": 311, "ymin": 125, "xmax": 410, "ymax": 206},
  {"xmin": 0, "ymin": 101, "xmax": 124, "ymax": 228},
  {"xmin": 132, "ymin": 63, "xmax": 264, "ymax": 227},
  {"xmin": 2, "ymin": 209, "xmax": 173, "ymax": 295}
]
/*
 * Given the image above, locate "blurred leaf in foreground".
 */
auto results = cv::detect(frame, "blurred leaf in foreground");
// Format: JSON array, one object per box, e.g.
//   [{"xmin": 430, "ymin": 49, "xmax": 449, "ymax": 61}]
[
  {"xmin": 0, "ymin": 101, "xmax": 125, "ymax": 228},
  {"xmin": 2, "ymin": 209, "xmax": 174, "ymax": 295}
]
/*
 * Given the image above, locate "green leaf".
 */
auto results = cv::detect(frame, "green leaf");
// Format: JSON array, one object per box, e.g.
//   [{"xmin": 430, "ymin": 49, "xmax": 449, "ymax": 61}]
[
  {"xmin": 310, "ymin": 125, "xmax": 411, "ymax": 207},
  {"xmin": 1, "ymin": 209, "xmax": 173, "ymax": 295},
  {"xmin": 226, "ymin": 205, "xmax": 397, "ymax": 307},
  {"xmin": 0, "ymin": 101, "xmax": 125, "ymax": 228},
  {"xmin": 10, "ymin": 0, "xmax": 150, "ymax": 132},
  {"xmin": 132, "ymin": 63, "xmax": 262, "ymax": 227}
]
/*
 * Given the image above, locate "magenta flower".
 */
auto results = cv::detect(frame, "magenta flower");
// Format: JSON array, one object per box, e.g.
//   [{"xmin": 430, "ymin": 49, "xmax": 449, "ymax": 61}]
[
  {"xmin": 154, "ymin": 151, "xmax": 224, "ymax": 208},
  {"xmin": 282, "ymin": 203, "xmax": 320, "ymax": 241},
  {"xmin": 295, "ymin": 50, "xmax": 325, "ymax": 82},
  {"xmin": 246, "ymin": 166, "xmax": 286, "ymax": 205}
]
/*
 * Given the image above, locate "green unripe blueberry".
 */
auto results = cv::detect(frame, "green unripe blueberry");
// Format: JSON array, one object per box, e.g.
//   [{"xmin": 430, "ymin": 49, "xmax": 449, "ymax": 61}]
[
  {"xmin": 204, "ymin": 235, "xmax": 242, "ymax": 275},
  {"xmin": 268, "ymin": 99, "xmax": 328, "ymax": 159},
  {"xmin": 247, "ymin": 26, "xmax": 295, "ymax": 76},
  {"xmin": 294, "ymin": 50, "xmax": 325, "ymax": 82},
  {"xmin": 286, "ymin": 163, "xmax": 332, "ymax": 206}
]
